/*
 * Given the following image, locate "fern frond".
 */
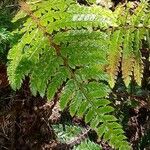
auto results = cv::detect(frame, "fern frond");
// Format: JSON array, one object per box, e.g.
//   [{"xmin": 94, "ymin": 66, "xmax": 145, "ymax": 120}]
[
  {"xmin": 7, "ymin": 43, "xmax": 31, "ymax": 89},
  {"xmin": 51, "ymin": 28, "xmax": 130, "ymax": 149},
  {"xmin": 132, "ymin": 1, "xmax": 148, "ymax": 26},
  {"xmin": 133, "ymin": 29, "xmax": 143, "ymax": 86},
  {"xmin": 107, "ymin": 30, "xmax": 122, "ymax": 88},
  {"xmin": 42, "ymin": 4, "xmax": 117, "ymax": 33},
  {"xmin": 122, "ymin": 29, "xmax": 134, "ymax": 87},
  {"xmin": 7, "ymin": 28, "xmax": 50, "ymax": 89},
  {"xmin": 8, "ymin": 0, "xmax": 150, "ymax": 149}
]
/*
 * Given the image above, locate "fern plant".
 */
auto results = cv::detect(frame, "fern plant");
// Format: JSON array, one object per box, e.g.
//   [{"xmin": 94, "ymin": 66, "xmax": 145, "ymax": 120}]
[
  {"xmin": 107, "ymin": 1, "xmax": 150, "ymax": 87},
  {"xmin": 0, "ymin": 28, "xmax": 12, "ymax": 62},
  {"xmin": 0, "ymin": 0, "xmax": 17, "ymax": 63},
  {"xmin": 53, "ymin": 124, "xmax": 100, "ymax": 149},
  {"xmin": 7, "ymin": 0, "xmax": 150, "ymax": 149}
]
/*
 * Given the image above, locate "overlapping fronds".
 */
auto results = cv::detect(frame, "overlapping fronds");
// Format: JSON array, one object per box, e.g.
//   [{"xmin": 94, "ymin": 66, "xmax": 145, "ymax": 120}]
[
  {"xmin": 7, "ymin": 0, "xmax": 150, "ymax": 149},
  {"xmin": 107, "ymin": 1, "xmax": 149, "ymax": 87}
]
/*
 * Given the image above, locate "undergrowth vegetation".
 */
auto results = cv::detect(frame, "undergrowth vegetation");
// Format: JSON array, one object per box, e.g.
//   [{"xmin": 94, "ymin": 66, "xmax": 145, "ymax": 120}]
[{"xmin": 0, "ymin": 0, "xmax": 150, "ymax": 149}]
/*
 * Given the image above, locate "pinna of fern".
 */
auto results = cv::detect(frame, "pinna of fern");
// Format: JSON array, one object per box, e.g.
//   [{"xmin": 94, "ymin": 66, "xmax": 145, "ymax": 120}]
[
  {"xmin": 107, "ymin": 1, "xmax": 150, "ymax": 88},
  {"xmin": 7, "ymin": 0, "xmax": 150, "ymax": 149}
]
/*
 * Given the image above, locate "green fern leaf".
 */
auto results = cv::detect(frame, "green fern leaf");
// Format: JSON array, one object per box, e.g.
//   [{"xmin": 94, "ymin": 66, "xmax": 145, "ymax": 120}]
[
  {"xmin": 46, "ymin": 67, "xmax": 69, "ymax": 100},
  {"xmin": 8, "ymin": 1, "xmax": 147, "ymax": 149},
  {"xmin": 107, "ymin": 30, "xmax": 122, "ymax": 88},
  {"xmin": 122, "ymin": 29, "xmax": 134, "ymax": 87},
  {"xmin": 132, "ymin": 1, "xmax": 148, "ymax": 26},
  {"xmin": 133, "ymin": 29, "xmax": 143, "ymax": 86},
  {"xmin": 60, "ymin": 79, "xmax": 76, "ymax": 109}
]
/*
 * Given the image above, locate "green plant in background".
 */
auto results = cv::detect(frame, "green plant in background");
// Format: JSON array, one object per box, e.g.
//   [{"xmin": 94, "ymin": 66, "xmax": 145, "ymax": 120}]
[
  {"xmin": 53, "ymin": 124, "xmax": 102, "ymax": 150},
  {"xmin": 0, "ymin": 0, "xmax": 17, "ymax": 63},
  {"xmin": 73, "ymin": 139, "xmax": 101, "ymax": 150},
  {"xmin": 0, "ymin": 28, "xmax": 13, "ymax": 63},
  {"xmin": 6, "ymin": 0, "xmax": 150, "ymax": 149},
  {"xmin": 53, "ymin": 124, "xmax": 83, "ymax": 143}
]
